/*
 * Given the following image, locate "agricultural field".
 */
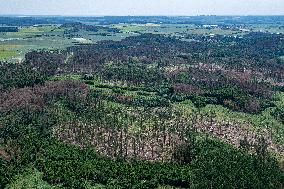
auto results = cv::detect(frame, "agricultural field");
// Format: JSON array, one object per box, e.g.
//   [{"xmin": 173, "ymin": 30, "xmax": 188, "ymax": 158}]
[
  {"xmin": 112, "ymin": 23, "xmax": 243, "ymax": 37},
  {"xmin": 0, "ymin": 24, "xmax": 136, "ymax": 61},
  {"xmin": 249, "ymin": 24, "xmax": 284, "ymax": 34},
  {"xmin": 0, "ymin": 49, "xmax": 18, "ymax": 60}
]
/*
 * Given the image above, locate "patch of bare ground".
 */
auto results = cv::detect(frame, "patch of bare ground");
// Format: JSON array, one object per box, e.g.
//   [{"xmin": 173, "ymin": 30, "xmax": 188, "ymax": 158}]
[
  {"xmin": 53, "ymin": 113, "xmax": 284, "ymax": 161},
  {"xmin": 198, "ymin": 119, "xmax": 284, "ymax": 156},
  {"xmin": 0, "ymin": 148, "xmax": 10, "ymax": 161},
  {"xmin": 53, "ymin": 121, "xmax": 186, "ymax": 161}
]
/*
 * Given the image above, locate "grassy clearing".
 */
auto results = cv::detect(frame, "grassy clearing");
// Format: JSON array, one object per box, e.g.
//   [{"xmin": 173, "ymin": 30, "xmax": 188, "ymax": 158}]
[
  {"xmin": 5, "ymin": 168, "xmax": 61, "ymax": 189},
  {"xmin": 249, "ymin": 24, "xmax": 284, "ymax": 34},
  {"xmin": 189, "ymin": 28, "xmax": 240, "ymax": 35},
  {"xmin": 0, "ymin": 49, "xmax": 18, "ymax": 60},
  {"xmin": 113, "ymin": 24, "xmax": 152, "ymax": 33},
  {"xmin": 198, "ymin": 94, "xmax": 284, "ymax": 145},
  {"xmin": 19, "ymin": 27, "xmax": 42, "ymax": 33},
  {"xmin": 19, "ymin": 25, "xmax": 64, "ymax": 33},
  {"xmin": 49, "ymin": 74, "xmax": 82, "ymax": 81},
  {"xmin": 274, "ymin": 92, "xmax": 284, "ymax": 107}
]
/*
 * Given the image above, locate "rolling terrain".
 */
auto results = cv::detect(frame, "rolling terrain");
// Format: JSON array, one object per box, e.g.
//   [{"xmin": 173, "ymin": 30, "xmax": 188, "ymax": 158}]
[{"xmin": 0, "ymin": 16, "xmax": 284, "ymax": 188}]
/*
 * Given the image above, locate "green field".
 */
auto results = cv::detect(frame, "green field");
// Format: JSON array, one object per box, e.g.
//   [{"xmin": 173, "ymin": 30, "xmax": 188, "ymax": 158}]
[
  {"xmin": 0, "ymin": 49, "xmax": 18, "ymax": 60},
  {"xmin": 0, "ymin": 24, "xmax": 137, "ymax": 61},
  {"xmin": 113, "ymin": 23, "xmax": 245, "ymax": 37},
  {"xmin": 249, "ymin": 24, "xmax": 284, "ymax": 34}
]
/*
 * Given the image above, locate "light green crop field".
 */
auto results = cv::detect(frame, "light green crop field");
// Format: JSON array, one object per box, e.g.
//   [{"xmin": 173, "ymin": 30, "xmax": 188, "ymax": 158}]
[
  {"xmin": 0, "ymin": 25, "xmax": 72, "ymax": 61},
  {"xmin": 0, "ymin": 49, "xmax": 18, "ymax": 60},
  {"xmin": 249, "ymin": 24, "xmax": 284, "ymax": 34},
  {"xmin": 18, "ymin": 25, "xmax": 64, "ymax": 33},
  {"xmin": 0, "ymin": 24, "xmax": 138, "ymax": 62}
]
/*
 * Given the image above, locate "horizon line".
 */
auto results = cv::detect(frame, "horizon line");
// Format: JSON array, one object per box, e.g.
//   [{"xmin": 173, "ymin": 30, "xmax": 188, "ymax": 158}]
[{"xmin": 1, "ymin": 14, "xmax": 284, "ymax": 17}]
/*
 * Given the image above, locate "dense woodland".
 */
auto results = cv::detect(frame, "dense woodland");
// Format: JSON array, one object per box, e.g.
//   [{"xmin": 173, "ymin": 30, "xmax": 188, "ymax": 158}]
[
  {"xmin": 0, "ymin": 27, "xmax": 18, "ymax": 32},
  {"xmin": 25, "ymin": 33, "xmax": 284, "ymax": 113},
  {"xmin": 1, "ymin": 19, "xmax": 284, "ymax": 188}
]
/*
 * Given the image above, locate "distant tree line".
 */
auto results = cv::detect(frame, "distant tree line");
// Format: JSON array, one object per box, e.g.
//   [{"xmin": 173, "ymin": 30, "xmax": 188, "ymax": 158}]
[{"xmin": 0, "ymin": 26, "xmax": 18, "ymax": 32}]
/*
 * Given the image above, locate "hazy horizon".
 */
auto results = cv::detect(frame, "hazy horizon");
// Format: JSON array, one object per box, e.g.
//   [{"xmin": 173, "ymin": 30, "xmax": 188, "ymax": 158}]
[{"xmin": 1, "ymin": 0, "xmax": 284, "ymax": 16}]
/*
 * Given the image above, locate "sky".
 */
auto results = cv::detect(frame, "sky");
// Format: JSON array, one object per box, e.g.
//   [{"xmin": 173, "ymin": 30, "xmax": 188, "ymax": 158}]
[{"xmin": 0, "ymin": 0, "xmax": 284, "ymax": 16}]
